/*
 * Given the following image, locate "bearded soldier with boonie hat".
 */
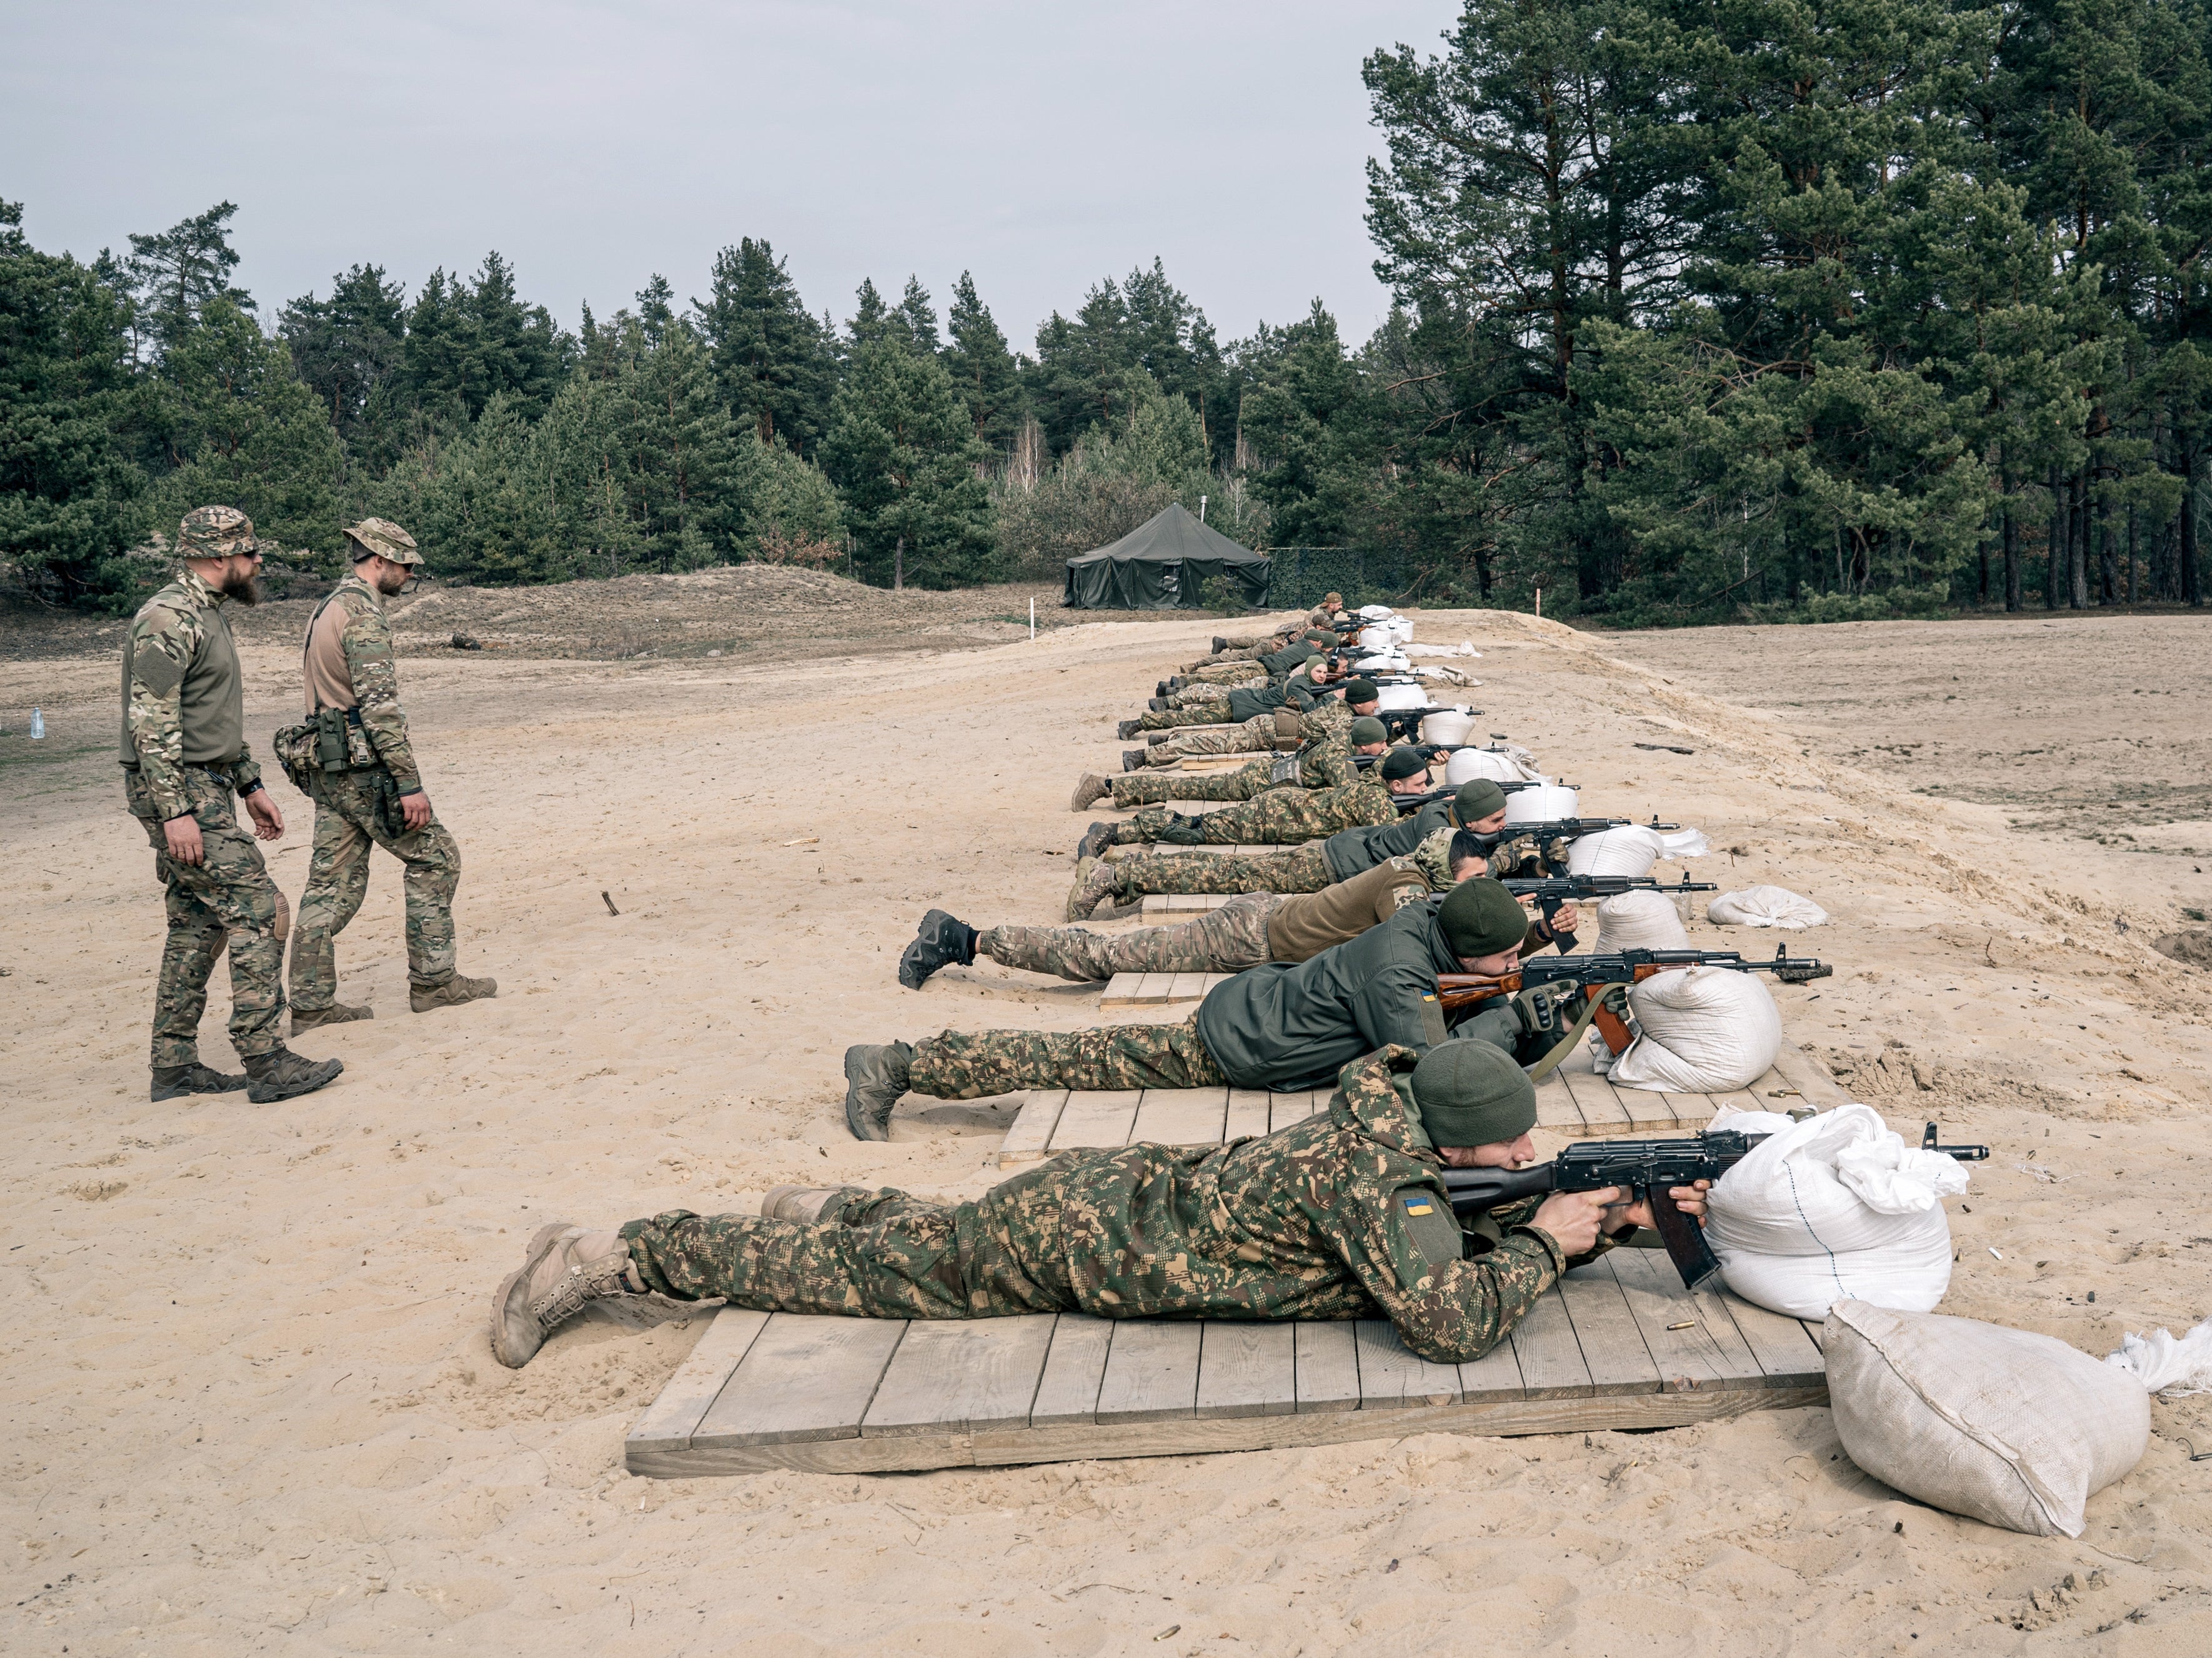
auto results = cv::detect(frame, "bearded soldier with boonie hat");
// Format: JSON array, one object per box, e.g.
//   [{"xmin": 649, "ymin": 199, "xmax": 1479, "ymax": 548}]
[
  {"xmin": 119, "ymin": 506, "xmax": 345, "ymax": 1103},
  {"xmin": 286, "ymin": 518, "xmax": 494, "ymax": 1027}
]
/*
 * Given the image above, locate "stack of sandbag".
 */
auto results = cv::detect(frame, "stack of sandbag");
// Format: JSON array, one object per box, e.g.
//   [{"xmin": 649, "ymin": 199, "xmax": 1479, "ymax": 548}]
[
  {"xmin": 1445, "ymin": 746, "xmax": 1544, "ymax": 786},
  {"xmin": 1606, "ymin": 964, "xmax": 1781, "ymax": 1089},
  {"xmin": 1826, "ymin": 1301, "xmax": 2151, "ymax": 1537},
  {"xmin": 1707, "ymin": 885, "xmax": 1828, "ymax": 929},
  {"xmin": 1591, "ymin": 889, "xmax": 1691, "ymax": 952},
  {"xmin": 1566, "ymin": 824, "xmax": 1710, "ymax": 877},
  {"xmin": 1703, "ymin": 1104, "xmax": 1968, "ymax": 1317}
]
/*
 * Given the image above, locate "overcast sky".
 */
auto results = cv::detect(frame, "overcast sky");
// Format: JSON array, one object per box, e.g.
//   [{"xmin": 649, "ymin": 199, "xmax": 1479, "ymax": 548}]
[{"xmin": 4, "ymin": 0, "xmax": 1452, "ymax": 352}]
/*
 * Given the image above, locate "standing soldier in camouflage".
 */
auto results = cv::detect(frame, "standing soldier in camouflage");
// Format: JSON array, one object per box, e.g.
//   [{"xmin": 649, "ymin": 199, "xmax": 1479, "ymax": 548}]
[
  {"xmin": 121, "ymin": 506, "xmax": 345, "ymax": 1104},
  {"xmin": 288, "ymin": 519, "xmax": 495, "ymax": 1027},
  {"xmin": 489, "ymin": 1041, "xmax": 1711, "ymax": 1371}
]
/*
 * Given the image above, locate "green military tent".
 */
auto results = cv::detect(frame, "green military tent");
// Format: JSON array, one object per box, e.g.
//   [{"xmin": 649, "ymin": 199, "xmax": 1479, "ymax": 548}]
[{"xmin": 1061, "ymin": 502, "xmax": 1272, "ymax": 609}]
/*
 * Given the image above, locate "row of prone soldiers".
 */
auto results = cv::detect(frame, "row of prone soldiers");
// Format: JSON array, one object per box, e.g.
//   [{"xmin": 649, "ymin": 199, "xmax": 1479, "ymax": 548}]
[{"xmin": 487, "ymin": 604, "xmax": 1716, "ymax": 1379}]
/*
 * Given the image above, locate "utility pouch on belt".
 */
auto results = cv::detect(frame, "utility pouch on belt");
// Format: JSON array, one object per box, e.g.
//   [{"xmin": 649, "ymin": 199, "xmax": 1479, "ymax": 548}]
[
  {"xmin": 272, "ymin": 722, "xmax": 319, "ymax": 793},
  {"xmin": 1272, "ymin": 708, "xmax": 1303, "ymax": 750},
  {"xmin": 315, "ymin": 706, "xmax": 351, "ymax": 771},
  {"xmin": 1269, "ymin": 755, "xmax": 1301, "ymax": 786}
]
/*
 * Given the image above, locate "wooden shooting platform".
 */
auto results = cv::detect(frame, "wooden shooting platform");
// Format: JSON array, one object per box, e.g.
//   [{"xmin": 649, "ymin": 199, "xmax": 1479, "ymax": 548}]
[
  {"xmin": 1140, "ymin": 894, "xmax": 1240, "ymax": 914},
  {"xmin": 624, "ymin": 1255, "xmax": 1828, "ymax": 1479},
  {"xmin": 1097, "ymin": 971, "xmax": 1236, "ymax": 1012},
  {"xmin": 994, "ymin": 1037, "xmax": 1848, "ymax": 1170},
  {"xmin": 1102, "ymin": 839, "xmax": 1317, "ymax": 861}
]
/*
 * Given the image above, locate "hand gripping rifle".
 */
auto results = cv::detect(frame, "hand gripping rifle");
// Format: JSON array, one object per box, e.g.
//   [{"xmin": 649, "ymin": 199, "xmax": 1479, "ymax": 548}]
[
  {"xmin": 1435, "ymin": 945, "xmax": 1834, "ymax": 1080},
  {"xmin": 1498, "ymin": 874, "xmax": 1718, "ymax": 954},
  {"xmin": 1438, "ymin": 1127, "xmax": 1990, "ymax": 1291}
]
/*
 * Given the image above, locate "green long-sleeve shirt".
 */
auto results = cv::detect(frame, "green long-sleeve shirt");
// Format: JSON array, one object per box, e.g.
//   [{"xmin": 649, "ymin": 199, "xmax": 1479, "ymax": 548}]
[{"xmin": 118, "ymin": 568, "xmax": 262, "ymax": 820}]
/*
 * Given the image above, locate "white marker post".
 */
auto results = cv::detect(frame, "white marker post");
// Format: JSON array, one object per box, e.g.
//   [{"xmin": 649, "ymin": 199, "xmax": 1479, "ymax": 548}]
[{"xmin": 1030, "ymin": 598, "xmax": 1036, "ymax": 641}]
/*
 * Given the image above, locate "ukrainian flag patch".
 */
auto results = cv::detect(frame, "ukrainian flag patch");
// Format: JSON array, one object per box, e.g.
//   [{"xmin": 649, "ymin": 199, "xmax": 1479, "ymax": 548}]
[{"xmin": 1400, "ymin": 1193, "xmax": 1436, "ymax": 1217}]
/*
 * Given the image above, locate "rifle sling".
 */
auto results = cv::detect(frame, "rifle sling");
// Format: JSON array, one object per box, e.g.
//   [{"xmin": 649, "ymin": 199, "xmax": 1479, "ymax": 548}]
[{"xmin": 1519, "ymin": 980, "xmax": 1633, "ymax": 1083}]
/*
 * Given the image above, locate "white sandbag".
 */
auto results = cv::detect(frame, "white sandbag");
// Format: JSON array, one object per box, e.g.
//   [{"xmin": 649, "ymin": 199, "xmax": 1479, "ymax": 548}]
[
  {"xmin": 1504, "ymin": 783, "xmax": 1578, "ymax": 824},
  {"xmin": 1592, "ymin": 889, "xmax": 1690, "ymax": 952},
  {"xmin": 1607, "ymin": 965, "xmax": 1781, "ymax": 1092},
  {"xmin": 1373, "ymin": 682, "xmax": 1428, "ymax": 711},
  {"xmin": 1703, "ymin": 1103, "xmax": 1967, "ymax": 1319},
  {"xmin": 1418, "ymin": 709, "xmax": 1477, "ymax": 746},
  {"xmin": 1708, "ymin": 884, "xmax": 1829, "ymax": 930},
  {"xmin": 2106, "ymin": 1315, "xmax": 2212, "ymax": 1397},
  {"xmin": 1825, "ymin": 1300, "xmax": 2150, "ymax": 1537},
  {"xmin": 1565, "ymin": 824, "xmax": 1709, "ymax": 877},
  {"xmin": 1445, "ymin": 747, "xmax": 1543, "ymax": 786},
  {"xmin": 1403, "ymin": 642, "xmax": 1481, "ymax": 658}
]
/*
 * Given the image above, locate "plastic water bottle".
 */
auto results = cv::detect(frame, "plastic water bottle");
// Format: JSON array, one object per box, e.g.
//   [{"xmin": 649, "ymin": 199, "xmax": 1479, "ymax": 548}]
[{"xmin": 28, "ymin": 706, "xmax": 43, "ymax": 741}]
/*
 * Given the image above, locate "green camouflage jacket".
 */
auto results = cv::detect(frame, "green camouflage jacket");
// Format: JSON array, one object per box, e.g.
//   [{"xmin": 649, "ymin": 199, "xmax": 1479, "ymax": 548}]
[
  {"xmin": 318, "ymin": 574, "xmax": 422, "ymax": 793},
  {"xmin": 1045, "ymin": 1047, "xmax": 1598, "ymax": 1362},
  {"xmin": 119, "ymin": 567, "xmax": 260, "ymax": 821}
]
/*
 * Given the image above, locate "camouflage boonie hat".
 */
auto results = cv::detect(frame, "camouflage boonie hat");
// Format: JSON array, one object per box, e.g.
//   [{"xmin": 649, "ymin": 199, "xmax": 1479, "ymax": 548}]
[
  {"xmin": 342, "ymin": 517, "xmax": 422, "ymax": 566},
  {"xmin": 177, "ymin": 505, "xmax": 259, "ymax": 557}
]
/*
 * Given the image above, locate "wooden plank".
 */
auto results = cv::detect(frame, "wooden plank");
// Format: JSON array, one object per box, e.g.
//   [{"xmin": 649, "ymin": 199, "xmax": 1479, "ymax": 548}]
[
  {"xmin": 1609, "ymin": 1084, "xmax": 1681, "ymax": 1134},
  {"xmin": 996, "ymin": 1091, "xmax": 1067, "ymax": 1167},
  {"xmin": 1705, "ymin": 1087, "xmax": 1761, "ymax": 1117},
  {"xmin": 861, "ymin": 1315, "xmax": 1057, "ymax": 1438},
  {"xmin": 1140, "ymin": 895, "xmax": 1233, "ymax": 916},
  {"xmin": 1603, "ymin": 1250, "xmax": 1766, "ymax": 1393},
  {"xmin": 1096, "ymin": 1321, "xmax": 1202, "ymax": 1423},
  {"xmin": 1224, "ymin": 1088, "xmax": 1272, "ymax": 1142},
  {"xmin": 1506, "ymin": 1284, "xmax": 1594, "ymax": 1401},
  {"xmin": 1354, "ymin": 1319, "xmax": 1462, "ymax": 1407},
  {"xmin": 1129, "ymin": 1086, "xmax": 1228, "ymax": 1147},
  {"xmin": 1768, "ymin": 1040, "xmax": 1850, "ymax": 1107},
  {"xmin": 1294, "ymin": 1322, "xmax": 1362, "ymax": 1414},
  {"xmin": 1029, "ymin": 1316, "xmax": 1114, "ymax": 1427},
  {"xmin": 1165, "ymin": 971, "xmax": 1210, "ymax": 1002},
  {"xmin": 1715, "ymin": 1292, "xmax": 1828, "ymax": 1388},
  {"xmin": 1194, "ymin": 1322, "xmax": 1297, "ymax": 1419},
  {"xmin": 623, "ymin": 1307, "xmax": 770, "ymax": 1458},
  {"xmin": 1267, "ymin": 1091, "xmax": 1315, "ymax": 1134},
  {"xmin": 1562, "ymin": 1067, "xmax": 1632, "ymax": 1131},
  {"xmin": 1047, "ymin": 1089, "xmax": 1142, "ymax": 1152},
  {"xmin": 1556, "ymin": 1264, "xmax": 1663, "ymax": 1396},
  {"xmin": 690, "ymin": 1314, "xmax": 905, "ymax": 1447},
  {"xmin": 1533, "ymin": 1072, "xmax": 1585, "ymax": 1133},
  {"xmin": 1457, "ymin": 1331, "xmax": 1527, "ymax": 1402},
  {"xmin": 1746, "ymin": 1064, "xmax": 1801, "ymax": 1105},
  {"xmin": 1130, "ymin": 972, "xmax": 1174, "ymax": 1004}
]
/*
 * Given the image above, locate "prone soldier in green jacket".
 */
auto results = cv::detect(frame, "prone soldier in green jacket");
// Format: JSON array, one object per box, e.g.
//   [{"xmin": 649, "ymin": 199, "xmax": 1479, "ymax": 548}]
[
  {"xmin": 119, "ymin": 506, "xmax": 344, "ymax": 1104},
  {"xmin": 287, "ymin": 519, "xmax": 495, "ymax": 1027},
  {"xmin": 490, "ymin": 1041, "xmax": 1709, "ymax": 1371}
]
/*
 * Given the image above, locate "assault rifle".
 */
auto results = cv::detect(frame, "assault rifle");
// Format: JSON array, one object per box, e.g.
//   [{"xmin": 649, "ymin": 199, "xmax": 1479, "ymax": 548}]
[
  {"xmin": 1435, "ymin": 944, "xmax": 1833, "ymax": 1061},
  {"xmin": 1440, "ymin": 1127, "xmax": 1990, "ymax": 1291},
  {"xmin": 1498, "ymin": 874, "xmax": 1718, "ymax": 954},
  {"xmin": 1380, "ymin": 779, "xmax": 1552, "ymax": 812}
]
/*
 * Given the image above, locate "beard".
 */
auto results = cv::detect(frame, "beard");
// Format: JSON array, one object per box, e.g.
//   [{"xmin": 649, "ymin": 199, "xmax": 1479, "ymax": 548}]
[
  {"xmin": 374, "ymin": 566, "xmax": 411, "ymax": 596},
  {"xmin": 219, "ymin": 567, "xmax": 264, "ymax": 606}
]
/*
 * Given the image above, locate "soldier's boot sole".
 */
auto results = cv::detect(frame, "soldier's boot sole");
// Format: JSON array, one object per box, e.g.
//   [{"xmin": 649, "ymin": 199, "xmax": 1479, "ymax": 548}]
[
  {"xmin": 1075, "ymin": 821, "xmax": 1118, "ymax": 861},
  {"xmin": 411, "ymin": 974, "xmax": 498, "ymax": 1014},
  {"xmin": 842, "ymin": 1042, "xmax": 912, "ymax": 1142},
  {"xmin": 291, "ymin": 1002, "xmax": 373, "ymax": 1034},
  {"xmin": 149, "ymin": 1063, "xmax": 249, "ymax": 1102},
  {"xmin": 898, "ymin": 910, "xmax": 977, "ymax": 990}
]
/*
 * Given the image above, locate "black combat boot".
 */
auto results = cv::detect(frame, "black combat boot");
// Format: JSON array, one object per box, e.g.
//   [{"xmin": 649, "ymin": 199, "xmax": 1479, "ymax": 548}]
[
  {"xmin": 843, "ymin": 1041, "xmax": 914, "ymax": 1141},
  {"xmin": 1116, "ymin": 719, "xmax": 1142, "ymax": 740},
  {"xmin": 149, "ymin": 1062, "xmax": 248, "ymax": 1102},
  {"xmin": 1076, "ymin": 821, "xmax": 1120, "ymax": 859},
  {"xmin": 242, "ymin": 1046, "xmax": 345, "ymax": 1104},
  {"xmin": 1122, "ymin": 748, "xmax": 1147, "ymax": 771},
  {"xmin": 899, "ymin": 910, "xmax": 979, "ymax": 989}
]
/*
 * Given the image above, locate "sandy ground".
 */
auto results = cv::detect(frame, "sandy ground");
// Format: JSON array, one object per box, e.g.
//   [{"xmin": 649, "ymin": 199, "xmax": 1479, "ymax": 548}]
[{"xmin": 5, "ymin": 585, "xmax": 2212, "ymax": 1655}]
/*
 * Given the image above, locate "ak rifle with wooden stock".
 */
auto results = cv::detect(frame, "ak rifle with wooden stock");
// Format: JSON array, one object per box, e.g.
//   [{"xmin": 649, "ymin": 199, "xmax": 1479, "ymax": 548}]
[
  {"xmin": 1437, "ymin": 944, "xmax": 1835, "ymax": 1066},
  {"xmin": 1498, "ymin": 874, "xmax": 1718, "ymax": 954},
  {"xmin": 1440, "ymin": 1125, "xmax": 1989, "ymax": 1291}
]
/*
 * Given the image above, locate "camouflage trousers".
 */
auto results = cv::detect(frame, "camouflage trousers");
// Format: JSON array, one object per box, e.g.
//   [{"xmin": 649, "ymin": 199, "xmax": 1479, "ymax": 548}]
[
  {"xmin": 127, "ymin": 766, "xmax": 287, "ymax": 1066},
  {"xmin": 1100, "ymin": 843, "xmax": 1336, "ymax": 903},
  {"xmin": 1142, "ymin": 714, "xmax": 1288, "ymax": 767},
  {"xmin": 1133, "ymin": 702, "xmax": 1239, "ymax": 732},
  {"xmin": 1181, "ymin": 662, "xmax": 1268, "ymax": 687},
  {"xmin": 1110, "ymin": 755, "xmax": 1280, "ymax": 808},
  {"xmin": 1166, "ymin": 679, "xmax": 1257, "ymax": 707},
  {"xmin": 624, "ymin": 1180, "xmax": 1075, "ymax": 1317},
  {"xmin": 908, "ymin": 1015, "xmax": 1227, "ymax": 1098},
  {"xmin": 1109, "ymin": 782, "xmax": 1392, "ymax": 848},
  {"xmin": 979, "ymin": 894, "xmax": 1277, "ymax": 982},
  {"xmin": 289, "ymin": 769, "xmax": 461, "ymax": 1007}
]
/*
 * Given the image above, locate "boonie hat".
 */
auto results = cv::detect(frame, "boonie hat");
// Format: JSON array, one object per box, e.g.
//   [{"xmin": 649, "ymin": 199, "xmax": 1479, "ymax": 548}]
[
  {"xmin": 177, "ymin": 505, "xmax": 259, "ymax": 558},
  {"xmin": 343, "ymin": 517, "xmax": 423, "ymax": 567}
]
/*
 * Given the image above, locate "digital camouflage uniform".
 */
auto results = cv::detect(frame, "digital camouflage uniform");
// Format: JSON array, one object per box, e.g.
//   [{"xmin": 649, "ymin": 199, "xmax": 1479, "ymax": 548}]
[
  {"xmin": 1163, "ymin": 675, "xmax": 1263, "ymax": 706},
  {"xmin": 1083, "ymin": 826, "xmax": 1453, "ymax": 911},
  {"xmin": 908, "ymin": 1014, "xmax": 1227, "ymax": 1097},
  {"xmin": 119, "ymin": 544, "xmax": 288, "ymax": 1066},
  {"xmin": 289, "ymin": 536, "xmax": 464, "ymax": 1009},
  {"xmin": 1179, "ymin": 661, "xmax": 1273, "ymax": 687},
  {"xmin": 623, "ymin": 1048, "xmax": 1597, "ymax": 1363},
  {"xmin": 1104, "ymin": 777, "xmax": 1398, "ymax": 849},
  {"xmin": 1140, "ymin": 703, "xmax": 1343, "ymax": 767},
  {"xmin": 1108, "ymin": 732, "xmax": 1364, "ymax": 808},
  {"xmin": 978, "ymin": 893, "xmax": 1279, "ymax": 982}
]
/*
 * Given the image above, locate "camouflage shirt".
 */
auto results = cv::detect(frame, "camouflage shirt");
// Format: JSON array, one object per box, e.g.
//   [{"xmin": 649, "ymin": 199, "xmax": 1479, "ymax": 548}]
[
  {"xmin": 302, "ymin": 573, "xmax": 421, "ymax": 793},
  {"xmin": 1043, "ymin": 1047, "xmax": 1605, "ymax": 1362},
  {"xmin": 117, "ymin": 567, "xmax": 260, "ymax": 821}
]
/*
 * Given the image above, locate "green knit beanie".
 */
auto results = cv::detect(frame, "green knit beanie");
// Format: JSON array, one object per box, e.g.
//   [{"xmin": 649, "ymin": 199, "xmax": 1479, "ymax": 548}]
[
  {"xmin": 1436, "ymin": 876, "xmax": 1528, "ymax": 957},
  {"xmin": 1345, "ymin": 679, "xmax": 1380, "ymax": 706},
  {"xmin": 1412, "ymin": 1039, "xmax": 1538, "ymax": 1149},
  {"xmin": 1452, "ymin": 779, "xmax": 1508, "ymax": 824},
  {"xmin": 1348, "ymin": 716, "xmax": 1388, "ymax": 746},
  {"xmin": 1381, "ymin": 746, "xmax": 1430, "ymax": 781}
]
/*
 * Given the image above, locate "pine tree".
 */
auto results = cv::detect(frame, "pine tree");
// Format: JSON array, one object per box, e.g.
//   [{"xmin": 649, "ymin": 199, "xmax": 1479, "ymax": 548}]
[
  {"xmin": 278, "ymin": 264, "xmax": 406, "ymax": 460},
  {"xmin": 694, "ymin": 238, "xmax": 835, "ymax": 451},
  {"xmin": 123, "ymin": 201, "xmax": 256, "ymax": 362},
  {"xmin": 820, "ymin": 338, "xmax": 992, "ymax": 588},
  {"xmin": 943, "ymin": 271, "xmax": 1022, "ymax": 451}
]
